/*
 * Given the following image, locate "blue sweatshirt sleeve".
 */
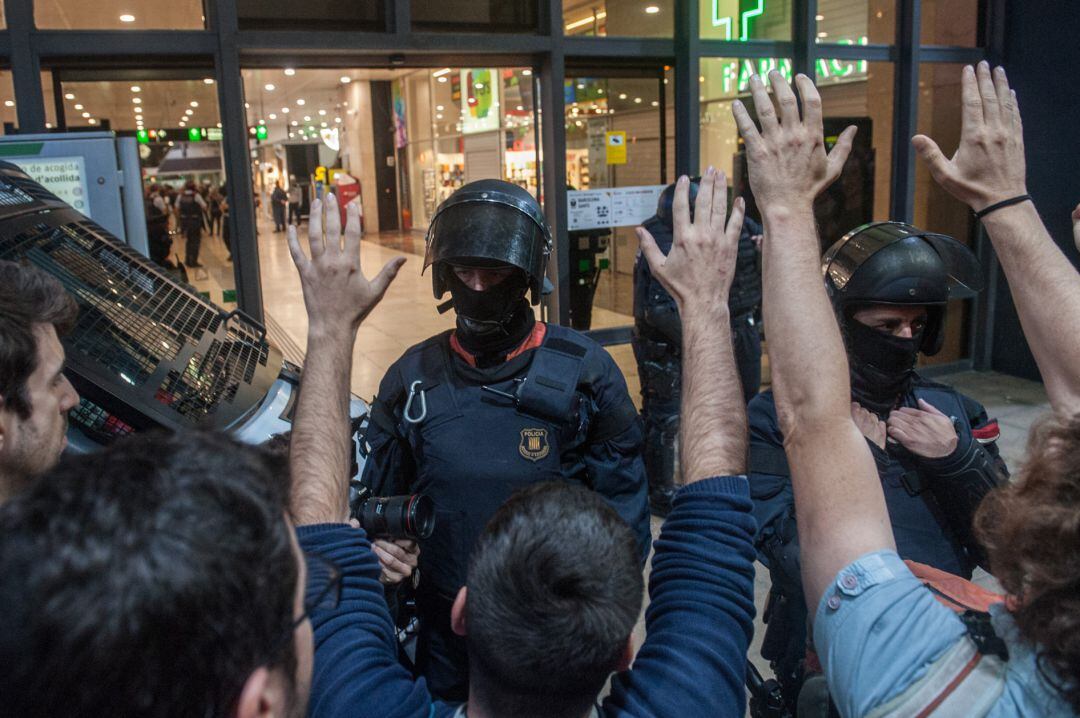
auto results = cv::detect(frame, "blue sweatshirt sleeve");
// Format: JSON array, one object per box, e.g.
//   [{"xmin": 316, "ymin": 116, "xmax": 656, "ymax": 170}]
[
  {"xmin": 296, "ymin": 524, "xmax": 455, "ymax": 718},
  {"xmin": 602, "ymin": 476, "xmax": 758, "ymax": 718}
]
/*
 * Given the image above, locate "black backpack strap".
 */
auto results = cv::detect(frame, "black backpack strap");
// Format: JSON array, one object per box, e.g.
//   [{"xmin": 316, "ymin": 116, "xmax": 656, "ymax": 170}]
[{"xmin": 959, "ymin": 610, "xmax": 1009, "ymax": 661}]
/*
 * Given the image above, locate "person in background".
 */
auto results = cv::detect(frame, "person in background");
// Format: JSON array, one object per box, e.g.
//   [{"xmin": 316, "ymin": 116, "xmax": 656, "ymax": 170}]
[
  {"xmin": 145, "ymin": 183, "xmax": 172, "ymax": 267},
  {"xmin": 633, "ymin": 179, "xmax": 763, "ymax": 516},
  {"xmin": 272, "ymin": 181, "xmax": 288, "ymax": 233},
  {"xmin": 0, "ymin": 261, "xmax": 80, "ymax": 504},
  {"xmin": 288, "ymin": 176, "xmax": 302, "ymax": 226},
  {"xmin": 176, "ymin": 180, "xmax": 208, "ymax": 268},
  {"xmin": 208, "ymin": 185, "xmax": 224, "ymax": 237}
]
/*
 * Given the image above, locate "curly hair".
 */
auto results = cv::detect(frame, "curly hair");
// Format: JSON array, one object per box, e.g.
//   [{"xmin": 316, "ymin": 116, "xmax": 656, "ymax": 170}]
[{"xmin": 975, "ymin": 413, "xmax": 1080, "ymax": 711}]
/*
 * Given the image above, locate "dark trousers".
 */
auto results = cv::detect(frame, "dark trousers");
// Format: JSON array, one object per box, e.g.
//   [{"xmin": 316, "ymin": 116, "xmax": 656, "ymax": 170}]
[
  {"xmin": 209, "ymin": 212, "xmax": 222, "ymax": 236},
  {"xmin": 148, "ymin": 224, "xmax": 171, "ymax": 266},
  {"xmin": 288, "ymin": 201, "xmax": 300, "ymax": 225},
  {"xmin": 183, "ymin": 221, "xmax": 202, "ymax": 266},
  {"xmin": 272, "ymin": 204, "xmax": 286, "ymax": 231},
  {"xmin": 415, "ymin": 589, "xmax": 469, "ymax": 702}
]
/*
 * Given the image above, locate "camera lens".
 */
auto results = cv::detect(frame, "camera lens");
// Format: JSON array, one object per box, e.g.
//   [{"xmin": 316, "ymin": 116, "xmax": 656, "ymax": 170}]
[{"xmin": 359, "ymin": 494, "xmax": 435, "ymax": 540}]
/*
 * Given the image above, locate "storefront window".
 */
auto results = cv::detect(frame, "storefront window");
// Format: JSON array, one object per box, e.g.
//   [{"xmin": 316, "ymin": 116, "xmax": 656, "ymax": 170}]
[
  {"xmin": 700, "ymin": 0, "xmax": 792, "ymax": 41},
  {"xmin": 816, "ymin": 0, "xmax": 895, "ymax": 45},
  {"xmin": 414, "ymin": 0, "xmax": 538, "ymax": 32},
  {"xmin": 816, "ymin": 59, "xmax": 894, "ymax": 245},
  {"xmin": 36, "ymin": 0, "xmax": 205, "ymax": 30},
  {"xmin": 564, "ymin": 0, "xmax": 673, "ymax": 38},
  {"xmin": 914, "ymin": 63, "xmax": 973, "ymax": 365},
  {"xmin": 236, "ymin": 0, "xmax": 382, "ymax": 32},
  {"xmin": 920, "ymin": 0, "xmax": 980, "ymax": 47}
]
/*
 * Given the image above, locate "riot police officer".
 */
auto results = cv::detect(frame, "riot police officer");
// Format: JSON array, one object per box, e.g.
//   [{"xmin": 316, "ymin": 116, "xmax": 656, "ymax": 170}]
[
  {"xmin": 361, "ymin": 179, "xmax": 650, "ymax": 701},
  {"xmin": 748, "ymin": 222, "xmax": 1008, "ymax": 714},
  {"xmin": 632, "ymin": 178, "xmax": 763, "ymax": 516}
]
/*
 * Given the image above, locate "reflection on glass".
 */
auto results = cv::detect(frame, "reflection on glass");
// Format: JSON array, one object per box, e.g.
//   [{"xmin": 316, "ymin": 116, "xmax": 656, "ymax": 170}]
[
  {"xmin": 1, "ymin": 72, "xmax": 16, "ymax": 130},
  {"xmin": 236, "ymin": 0, "xmax": 382, "ymax": 31},
  {"xmin": 915, "ymin": 63, "xmax": 972, "ymax": 365},
  {"xmin": 816, "ymin": 0, "xmax": 896, "ymax": 44},
  {"xmin": 564, "ymin": 0, "xmax": 673, "ymax": 38},
  {"xmin": 413, "ymin": 0, "xmax": 538, "ymax": 32},
  {"xmin": 817, "ymin": 60, "xmax": 895, "ymax": 246},
  {"xmin": 36, "ymin": 0, "xmax": 205, "ymax": 29},
  {"xmin": 920, "ymin": 0, "xmax": 979, "ymax": 47},
  {"xmin": 699, "ymin": 0, "xmax": 791, "ymax": 41}
]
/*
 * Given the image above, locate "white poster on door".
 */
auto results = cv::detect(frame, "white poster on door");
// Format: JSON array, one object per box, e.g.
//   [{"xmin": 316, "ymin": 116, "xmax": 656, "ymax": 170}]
[{"xmin": 567, "ymin": 185, "xmax": 666, "ymax": 231}]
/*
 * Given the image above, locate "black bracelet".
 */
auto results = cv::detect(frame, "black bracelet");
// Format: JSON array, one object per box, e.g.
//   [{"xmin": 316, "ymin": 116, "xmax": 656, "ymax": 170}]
[{"xmin": 974, "ymin": 194, "xmax": 1032, "ymax": 220}]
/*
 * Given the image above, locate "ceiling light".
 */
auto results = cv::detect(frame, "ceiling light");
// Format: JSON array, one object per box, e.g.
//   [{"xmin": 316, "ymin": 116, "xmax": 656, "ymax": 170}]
[
  {"xmin": 334, "ymin": 117, "xmax": 342, "ymax": 123},
  {"xmin": 634, "ymin": 97, "xmax": 642, "ymax": 103},
  {"xmin": 284, "ymin": 68, "xmax": 296, "ymax": 76},
  {"xmin": 179, "ymin": 121, "xmax": 186, "ymax": 127},
  {"xmin": 3, "ymin": 100, "xmax": 14, "ymax": 107},
  {"xmin": 522, "ymin": 69, "xmax": 532, "ymax": 76},
  {"xmin": 269, "ymin": 113, "xmax": 277, "ymax": 119},
  {"xmin": 818, "ymin": 31, "xmax": 828, "ymax": 38},
  {"xmin": 618, "ymin": 93, "xmax": 627, "ymax": 99},
  {"xmin": 436, "ymin": 113, "xmax": 443, "ymax": 120},
  {"xmin": 516, "ymin": 105, "xmax": 524, "ymax": 111},
  {"xmin": 303, "ymin": 115, "xmax": 311, "ymax": 121},
  {"xmin": 88, "ymin": 118, "xmax": 97, "ymax": 125},
  {"xmin": 321, "ymin": 122, "xmax": 327, "ymax": 127},
  {"xmin": 74, "ymin": 103, "xmax": 84, "ymax": 110},
  {"xmin": 244, "ymin": 102, "xmax": 250, "ymax": 109},
  {"xmin": 318, "ymin": 109, "xmax": 326, "ymax": 116},
  {"xmin": 289, "ymin": 132, "xmax": 295, "ymax": 138},
  {"xmin": 565, "ymin": 10, "xmax": 606, "ymax": 31},
  {"xmin": 296, "ymin": 98, "xmax": 305, "ymax": 106},
  {"xmin": 291, "ymin": 120, "xmax": 298, "ymax": 126},
  {"xmin": 203, "ymin": 78, "xmax": 214, "ymax": 84},
  {"xmin": 216, "ymin": 122, "xmax": 222, "ymax": 128},
  {"xmin": 132, "ymin": 98, "xmax": 142, "ymax": 104},
  {"xmin": 190, "ymin": 101, "xmax": 199, "ymax": 107},
  {"xmin": 816, "ymin": 13, "xmax": 825, "ymax": 21},
  {"xmin": 340, "ymin": 76, "xmax": 351, "ymax": 84},
  {"xmin": 119, "ymin": 14, "xmax": 135, "ymax": 23},
  {"xmin": 645, "ymin": 5, "xmax": 660, "ymax": 14},
  {"xmin": 168, "ymin": 141, "xmax": 174, "ymax": 146},
  {"xmin": 432, "ymin": 68, "xmax": 452, "ymax": 77},
  {"xmin": 45, "ymin": 122, "xmax": 53, "ymax": 128},
  {"xmin": 651, "ymin": 100, "xmax": 659, "ymax": 106},
  {"xmin": 185, "ymin": 109, "xmax": 194, "ymax": 116},
  {"xmin": 81, "ymin": 111, "xmax": 90, "ymax": 118},
  {"xmin": 264, "ymin": 83, "xmax": 275, "ymax": 91},
  {"xmin": 64, "ymin": 93, "xmax": 75, "ymax": 100},
  {"xmin": 281, "ymin": 107, "xmax": 289, "ymax": 113},
  {"xmin": 130, "ymin": 86, "xmax": 141, "ymax": 93},
  {"xmin": 438, "ymin": 77, "xmax": 448, "ymax": 83}
]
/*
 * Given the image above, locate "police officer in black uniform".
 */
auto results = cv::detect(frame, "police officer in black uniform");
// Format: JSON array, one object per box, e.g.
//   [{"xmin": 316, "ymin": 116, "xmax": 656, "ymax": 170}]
[
  {"xmin": 748, "ymin": 222, "xmax": 1008, "ymax": 714},
  {"xmin": 632, "ymin": 178, "xmax": 763, "ymax": 516},
  {"xmin": 361, "ymin": 179, "xmax": 651, "ymax": 701}
]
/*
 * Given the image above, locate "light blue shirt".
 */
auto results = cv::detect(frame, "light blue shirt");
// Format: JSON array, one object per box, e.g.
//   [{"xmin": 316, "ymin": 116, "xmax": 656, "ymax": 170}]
[{"xmin": 813, "ymin": 549, "xmax": 1074, "ymax": 717}]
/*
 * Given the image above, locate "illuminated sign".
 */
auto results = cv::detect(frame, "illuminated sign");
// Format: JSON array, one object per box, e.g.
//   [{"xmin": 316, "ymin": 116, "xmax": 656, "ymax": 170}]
[
  {"xmin": 711, "ymin": 0, "xmax": 765, "ymax": 40},
  {"xmin": 188, "ymin": 127, "xmax": 203, "ymax": 142},
  {"xmin": 10, "ymin": 156, "xmax": 92, "ymax": 215},
  {"xmin": 255, "ymin": 125, "xmax": 268, "ymax": 141},
  {"xmin": 136, "ymin": 129, "xmax": 149, "ymax": 144}
]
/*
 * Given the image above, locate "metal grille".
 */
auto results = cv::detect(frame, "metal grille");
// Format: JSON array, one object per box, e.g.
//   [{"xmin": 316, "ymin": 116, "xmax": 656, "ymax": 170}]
[
  {"xmin": 69, "ymin": 397, "xmax": 135, "ymax": 443},
  {"xmin": 0, "ymin": 174, "xmax": 37, "ymax": 208},
  {"xmin": 0, "ymin": 213, "xmax": 272, "ymax": 429}
]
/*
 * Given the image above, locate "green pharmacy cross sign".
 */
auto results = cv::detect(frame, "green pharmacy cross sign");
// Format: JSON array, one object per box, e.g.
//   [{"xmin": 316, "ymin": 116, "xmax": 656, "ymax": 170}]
[{"xmin": 711, "ymin": 0, "xmax": 766, "ymax": 40}]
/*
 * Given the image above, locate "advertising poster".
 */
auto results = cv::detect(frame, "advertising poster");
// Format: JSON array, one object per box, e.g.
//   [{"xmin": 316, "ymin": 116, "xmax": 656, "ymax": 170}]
[{"xmin": 461, "ymin": 69, "xmax": 500, "ymax": 135}]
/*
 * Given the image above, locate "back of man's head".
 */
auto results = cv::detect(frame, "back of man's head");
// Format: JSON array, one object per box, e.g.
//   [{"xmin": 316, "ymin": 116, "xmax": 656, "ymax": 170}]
[
  {"xmin": 0, "ymin": 429, "xmax": 301, "ymax": 717},
  {"xmin": 0, "ymin": 260, "xmax": 77, "ymax": 421},
  {"xmin": 466, "ymin": 482, "xmax": 644, "ymax": 718}
]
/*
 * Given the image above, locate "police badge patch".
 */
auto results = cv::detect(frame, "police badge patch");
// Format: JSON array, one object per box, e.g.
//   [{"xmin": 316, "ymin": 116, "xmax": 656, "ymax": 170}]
[{"xmin": 519, "ymin": 428, "xmax": 550, "ymax": 461}]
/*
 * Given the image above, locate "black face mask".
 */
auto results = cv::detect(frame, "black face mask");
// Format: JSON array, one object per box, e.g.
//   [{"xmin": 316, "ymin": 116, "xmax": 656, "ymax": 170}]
[
  {"xmin": 444, "ymin": 267, "xmax": 529, "ymax": 339},
  {"xmin": 844, "ymin": 318, "xmax": 922, "ymax": 414}
]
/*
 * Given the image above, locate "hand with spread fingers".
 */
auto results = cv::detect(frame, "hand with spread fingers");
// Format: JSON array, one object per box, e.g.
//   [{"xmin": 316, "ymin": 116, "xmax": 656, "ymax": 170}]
[
  {"xmin": 730, "ymin": 71, "xmax": 856, "ymax": 214},
  {"xmin": 911, "ymin": 62, "xmax": 1028, "ymax": 213},
  {"xmin": 286, "ymin": 193, "xmax": 407, "ymax": 337},
  {"xmin": 887, "ymin": 398, "xmax": 958, "ymax": 459},
  {"xmin": 635, "ymin": 167, "xmax": 746, "ymax": 315},
  {"xmin": 851, "ymin": 403, "xmax": 886, "ymax": 451}
]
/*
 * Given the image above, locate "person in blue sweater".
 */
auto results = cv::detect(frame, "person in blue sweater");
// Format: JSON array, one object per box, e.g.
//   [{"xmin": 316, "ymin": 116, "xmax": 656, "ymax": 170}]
[{"xmin": 285, "ymin": 174, "xmax": 758, "ymax": 717}]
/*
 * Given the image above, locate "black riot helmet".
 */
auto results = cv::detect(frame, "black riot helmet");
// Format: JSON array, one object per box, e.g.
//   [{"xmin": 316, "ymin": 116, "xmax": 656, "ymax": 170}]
[
  {"xmin": 822, "ymin": 221, "xmax": 983, "ymax": 356},
  {"xmin": 424, "ymin": 179, "xmax": 552, "ymax": 305},
  {"xmin": 654, "ymin": 177, "xmax": 701, "ymax": 231}
]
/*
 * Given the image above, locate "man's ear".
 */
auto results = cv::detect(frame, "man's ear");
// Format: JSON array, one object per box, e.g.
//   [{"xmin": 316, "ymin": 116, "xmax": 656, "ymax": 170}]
[
  {"xmin": 234, "ymin": 667, "xmax": 278, "ymax": 718},
  {"xmin": 615, "ymin": 635, "xmax": 635, "ymax": 673},
  {"xmin": 450, "ymin": 586, "xmax": 468, "ymax": 637}
]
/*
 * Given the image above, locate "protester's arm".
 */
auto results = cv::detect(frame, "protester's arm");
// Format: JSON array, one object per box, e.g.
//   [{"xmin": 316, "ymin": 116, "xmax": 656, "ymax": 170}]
[
  {"xmin": 913, "ymin": 62, "xmax": 1080, "ymax": 415},
  {"xmin": 733, "ymin": 71, "xmax": 893, "ymax": 611},
  {"xmin": 286, "ymin": 193, "xmax": 406, "ymax": 525}
]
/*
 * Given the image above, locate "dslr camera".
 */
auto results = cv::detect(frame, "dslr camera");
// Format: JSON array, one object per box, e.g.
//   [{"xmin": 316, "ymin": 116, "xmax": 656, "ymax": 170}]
[{"xmin": 349, "ymin": 480, "xmax": 435, "ymax": 541}]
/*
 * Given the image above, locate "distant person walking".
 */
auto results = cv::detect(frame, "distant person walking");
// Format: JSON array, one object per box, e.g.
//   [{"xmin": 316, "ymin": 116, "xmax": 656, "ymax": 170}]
[
  {"xmin": 145, "ymin": 183, "xmax": 172, "ymax": 267},
  {"xmin": 287, "ymin": 177, "xmax": 302, "ymax": 226},
  {"xmin": 176, "ymin": 180, "xmax": 207, "ymax": 268},
  {"xmin": 271, "ymin": 181, "xmax": 287, "ymax": 232}
]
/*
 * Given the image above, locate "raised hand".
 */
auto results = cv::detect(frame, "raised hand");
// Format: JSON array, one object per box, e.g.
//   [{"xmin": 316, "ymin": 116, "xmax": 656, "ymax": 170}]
[
  {"xmin": 911, "ymin": 62, "xmax": 1028, "ymax": 213},
  {"xmin": 731, "ymin": 71, "xmax": 856, "ymax": 214},
  {"xmin": 636, "ymin": 167, "xmax": 745, "ymax": 314},
  {"xmin": 287, "ymin": 192, "xmax": 406, "ymax": 336},
  {"xmin": 887, "ymin": 399, "xmax": 959, "ymax": 459}
]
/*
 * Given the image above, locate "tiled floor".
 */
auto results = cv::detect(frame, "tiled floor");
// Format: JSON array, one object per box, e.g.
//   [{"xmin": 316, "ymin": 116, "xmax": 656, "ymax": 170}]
[{"xmin": 244, "ymin": 213, "xmax": 1054, "ymax": 703}]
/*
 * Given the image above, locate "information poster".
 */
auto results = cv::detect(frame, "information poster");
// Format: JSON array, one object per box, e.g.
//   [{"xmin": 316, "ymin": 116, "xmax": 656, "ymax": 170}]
[
  {"xmin": 11, "ymin": 156, "xmax": 91, "ymax": 216},
  {"xmin": 605, "ymin": 131, "xmax": 627, "ymax": 164},
  {"xmin": 567, "ymin": 185, "xmax": 667, "ymax": 231}
]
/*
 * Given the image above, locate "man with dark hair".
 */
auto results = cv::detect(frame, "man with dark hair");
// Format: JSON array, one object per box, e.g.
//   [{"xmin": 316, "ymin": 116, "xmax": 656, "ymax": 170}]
[
  {"xmin": 286, "ymin": 177, "xmax": 757, "ymax": 716},
  {"xmin": 0, "ymin": 429, "xmax": 314, "ymax": 717},
  {"xmin": 0, "ymin": 260, "xmax": 80, "ymax": 502}
]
